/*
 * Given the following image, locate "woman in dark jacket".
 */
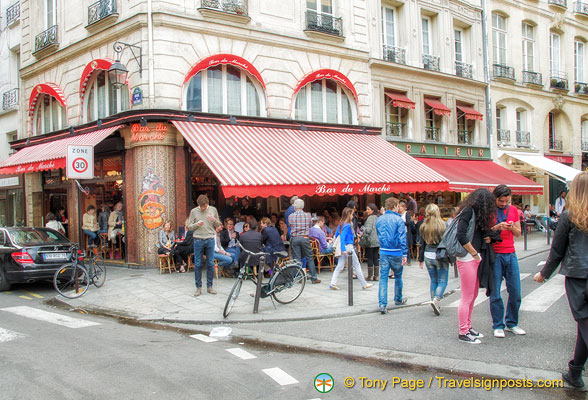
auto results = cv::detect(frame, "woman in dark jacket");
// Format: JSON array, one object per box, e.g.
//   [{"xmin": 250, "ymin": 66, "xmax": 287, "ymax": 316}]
[
  {"xmin": 360, "ymin": 203, "xmax": 380, "ymax": 281},
  {"xmin": 260, "ymin": 217, "xmax": 286, "ymax": 266},
  {"xmin": 534, "ymin": 172, "xmax": 588, "ymax": 391},
  {"xmin": 174, "ymin": 218, "xmax": 194, "ymax": 272}
]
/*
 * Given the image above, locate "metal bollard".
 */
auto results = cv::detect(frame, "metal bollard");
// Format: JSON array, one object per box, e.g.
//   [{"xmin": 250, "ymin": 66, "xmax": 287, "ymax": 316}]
[
  {"xmin": 347, "ymin": 253, "xmax": 353, "ymax": 306},
  {"xmin": 253, "ymin": 258, "xmax": 265, "ymax": 314},
  {"xmin": 523, "ymin": 221, "xmax": 528, "ymax": 251}
]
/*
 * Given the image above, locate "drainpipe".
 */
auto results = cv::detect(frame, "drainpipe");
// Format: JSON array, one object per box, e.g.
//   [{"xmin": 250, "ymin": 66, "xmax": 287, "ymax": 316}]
[
  {"xmin": 147, "ymin": 0, "xmax": 155, "ymax": 108},
  {"xmin": 481, "ymin": 0, "xmax": 492, "ymax": 156}
]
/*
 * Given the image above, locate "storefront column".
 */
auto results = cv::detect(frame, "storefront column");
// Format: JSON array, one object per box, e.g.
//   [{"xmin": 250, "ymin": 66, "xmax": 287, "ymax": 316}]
[{"xmin": 24, "ymin": 172, "xmax": 42, "ymax": 227}]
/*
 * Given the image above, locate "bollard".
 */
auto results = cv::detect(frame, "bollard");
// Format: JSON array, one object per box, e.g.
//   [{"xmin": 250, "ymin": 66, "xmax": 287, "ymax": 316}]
[
  {"xmin": 347, "ymin": 253, "xmax": 353, "ymax": 306},
  {"xmin": 252, "ymin": 257, "xmax": 265, "ymax": 314},
  {"xmin": 523, "ymin": 221, "xmax": 528, "ymax": 251}
]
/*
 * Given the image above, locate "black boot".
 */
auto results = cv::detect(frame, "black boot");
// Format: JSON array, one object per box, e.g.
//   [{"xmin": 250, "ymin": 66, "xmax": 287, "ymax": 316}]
[{"xmin": 563, "ymin": 360, "xmax": 587, "ymax": 391}]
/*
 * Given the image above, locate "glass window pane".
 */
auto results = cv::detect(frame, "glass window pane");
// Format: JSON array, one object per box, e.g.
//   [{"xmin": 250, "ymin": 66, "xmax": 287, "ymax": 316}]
[
  {"xmin": 51, "ymin": 97, "xmax": 59, "ymax": 132},
  {"xmin": 246, "ymin": 77, "xmax": 260, "ymax": 116},
  {"xmin": 295, "ymin": 86, "xmax": 307, "ymax": 120},
  {"xmin": 43, "ymin": 96, "xmax": 50, "ymax": 134},
  {"xmin": 311, "ymin": 81, "xmax": 323, "ymax": 122},
  {"xmin": 207, "ymin": 66, "xmax": 223, "ymax": 114},
  {"xmin": 384, "ymin": 8, "xmax": 395, "ymax": 46},
  {"xmin": 187, "ymin": 72, "xmax": 202, "ymax": 111},
  {"xmin": 121, "ymin": 85, "xmax": 129, "ymax": 112},
  {"xmin": 97, "ymin": 72, "xmax": 106, "ymax": 119},
  {"xmin": 227, "ymin": 66, "xmax": 241, "ymax": 115},
  {"xmin": 342, "ymin": 94, "xmax": 351, "ymax": 125},
  {"xmin": 88, "ymin": 82, "xmax": 96, "ymax": 121},
  {"xmin": 307, "ymin": 0, "xmax": 317, "ymax": 11},
  {"xmin": 325, "ymin": 80, "xmax": 338, "ymax": 123},
  {"xmin": 321, "ymin": 0, "xmax": 332, "ymax": 14},
  {"xmin": 422, "ymin": 18, "xmax": 430, "ymax": 54}
]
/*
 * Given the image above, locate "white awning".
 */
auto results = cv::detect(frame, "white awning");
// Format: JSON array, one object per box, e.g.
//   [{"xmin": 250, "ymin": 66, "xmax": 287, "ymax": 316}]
[{"xmin": 500, "ymin": 151, "xmax": 581, "ymax": 184}]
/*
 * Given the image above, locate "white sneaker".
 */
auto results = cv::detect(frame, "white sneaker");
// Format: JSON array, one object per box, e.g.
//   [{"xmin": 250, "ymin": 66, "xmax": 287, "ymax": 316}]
[
  {"xmin": 363, "ymin": 283, "xmax": 373, "ymax": 290},
  {"xmin": 494, "ymin": 329, "xmax": 505, "ymax": 338},
  {"xmin": 505, "ymin": 326, "xmax": 526, "ymax": 335}
]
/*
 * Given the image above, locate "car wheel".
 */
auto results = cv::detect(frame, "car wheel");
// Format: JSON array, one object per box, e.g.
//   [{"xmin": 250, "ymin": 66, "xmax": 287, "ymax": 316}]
[{"xmin": 0, "ymin": 267, "xmax": 10, "ymax": 291}]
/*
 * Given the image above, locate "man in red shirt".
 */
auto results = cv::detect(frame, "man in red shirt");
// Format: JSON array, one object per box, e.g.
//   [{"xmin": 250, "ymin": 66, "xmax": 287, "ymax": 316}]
[{"xmin": 490, "ymin": 185, "xmax": 525, "ymax": 338}]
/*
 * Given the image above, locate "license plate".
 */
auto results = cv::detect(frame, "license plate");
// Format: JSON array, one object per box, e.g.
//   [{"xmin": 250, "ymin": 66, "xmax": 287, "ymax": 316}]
[{"xmin": 43, "ymin": 253, "xmax": 68, "ymax": 261}]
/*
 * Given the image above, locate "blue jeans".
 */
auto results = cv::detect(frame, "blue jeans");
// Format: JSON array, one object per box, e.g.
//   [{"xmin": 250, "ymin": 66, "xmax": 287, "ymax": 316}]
[
  {"xmin": 379, "ymin": 254, "xmax": 404, "ymax": 307},
  {"xmin": 193, "ymin": 238, "xmax": 215, "ymax": 288},
  {"xmin": 214, "ymin": 252, "xmax": 233, "ymax": 268},
  {"xmin": 490, "ymin": 252, "xmax": 522, "ymax": 329},
  {"xmin": 83, "ymin": 230, "xmax": 100, "ymax": 246},
  {"xmin": 291, "ymin": 236, "xmax": 318, "ymax": 281},
  {"xmin": 424, "ymin": 258, "xmax": 449, "ymax": 301},
  {"xmin": 226, "ymin": 246, "xmax": 240, "ymax": 266}
]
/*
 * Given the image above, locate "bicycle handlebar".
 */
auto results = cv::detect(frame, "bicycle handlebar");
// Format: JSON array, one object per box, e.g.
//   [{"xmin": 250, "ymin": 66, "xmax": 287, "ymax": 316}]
[{"xmin": 237, "ymin": 241, "xmax": 270, "ymax": 258}]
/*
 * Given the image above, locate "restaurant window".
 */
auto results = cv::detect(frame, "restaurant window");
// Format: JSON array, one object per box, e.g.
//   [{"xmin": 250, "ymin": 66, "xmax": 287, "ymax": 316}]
[
  {"xmin": 185, "ymin": 64, "xmax": 264, "ymax": 117},
  {"xmin": 294, "ymin": 79, "xmax": 355, "ymax": 124},
  {"xmin": 424, "ymin": 103, "xmax": 441, "ymax": 141},
  {"xmin": 85, "ymin": 70, "xmax": 129, "ymax": 122},
  {"xmin": 492, "ymin": 13, "xmax": 507, "ymax": 65},
  {"xmin": 33, "ymin": 94, "xmax": 66, "ymax": 135},
  {"xmin": 0, "ymin": 189, "xmax": 25, "ymax": 227}
]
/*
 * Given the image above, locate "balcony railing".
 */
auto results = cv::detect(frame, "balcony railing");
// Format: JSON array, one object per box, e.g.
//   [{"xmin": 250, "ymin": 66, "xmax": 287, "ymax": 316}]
[
  {"xmin": 88, "ymin": 0, "xmax": 117, "ymax": 26},
  {"xmin": 385, "ymin": 122, "xmax": 405, "ymax": 138},
  {"xmin": 523, "ymin": 71, "xmax": 543, "ymax": 86},
  {"xmin": 455, "ymin": 61, "xmax": 473, "ymax": 79},
  {"xmin": 34, "ymin": 25, "xmax": 58, "ymax": 53},
  {"xmin": 516, "ymin": 131, "xmax": 531, "ymax": 147},
  {"xmin": 6, "ymin": 2, "xmax": 20, "ymax": 26},
  {"xmin": 383, "ymin": 45, "xmax": 406, "ymax": 65},
  {"xmin": 423, "ymin": 54, "xmax": 440, "ymax": 72},
  {"xmin": 550, "ymin": 71, "xmax": 569, "ymax": 91},
  {"xmin": 550, "ymin": 139, "xmax": 563, "ymax": 151},
  {"xmin": 458, "ymin": 130, "xmax": 472, "ymax": 145},
  {"xmin": 2, "ymin": 89, "xmax": 18, "ymax": 110},
  {"xmin": 582, "ymin": 140, "xmax": 588, "ymax": 151},
  {"xmin": 575, "ymin": 1, "xmax": 588, "ymax": 14},
  {"xmin": 425, "ymin": 126, "xmax": 440, "ymax": 141},
  {"xmin": 549, "ymin": 0, "xmax": 567, "ymax": 7},
  {"xmin": 497, "ymin": 129, "xmax": 511, "ymax": 145},
  {"xmin": 575, "ymin": 82, "xmax": 588, "ymax": 95},
  {"xmin": 305, "ymin": 10, "xmax": 342, "ymax": 37},
  {"xmin": 201, "ymin": 0, "xmax": 248, "ymax": 15},
  {"xmin": 493, "ymin": 64, "xmax": 515, "ymax": 80}
]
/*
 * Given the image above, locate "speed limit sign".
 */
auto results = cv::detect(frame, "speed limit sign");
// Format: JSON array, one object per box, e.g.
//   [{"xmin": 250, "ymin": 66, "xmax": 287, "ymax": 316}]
[{"xmin": 66, "ymin": 145, "xmax": 94, "ymax": 179}]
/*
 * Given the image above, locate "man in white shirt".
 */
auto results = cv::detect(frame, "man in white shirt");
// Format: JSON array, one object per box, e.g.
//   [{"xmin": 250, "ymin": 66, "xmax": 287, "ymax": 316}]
[{"xmin": 555, "ymin": 191, "xmax": 566, "ymax": 216}]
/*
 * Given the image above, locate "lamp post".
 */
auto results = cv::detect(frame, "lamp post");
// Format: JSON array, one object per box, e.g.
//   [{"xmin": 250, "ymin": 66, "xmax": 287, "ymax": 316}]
[{"xmin": 108, "ymin": 41, "xmax": 142, "ymax": 89}]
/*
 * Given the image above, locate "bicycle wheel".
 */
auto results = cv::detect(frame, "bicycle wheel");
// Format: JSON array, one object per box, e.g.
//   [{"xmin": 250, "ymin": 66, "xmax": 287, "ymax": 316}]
[
  {"xmin": 272, "ymin": 265, "xmax": 306, "ymax": 304},
  {"xmin": 53, "ymin": 263, "xmax": 90, "ymax": 299},
  {"xmin": 90, "ymin": 256, "xmax": 107, "ymax": 288},
  {"xmin": 223, "ymin": 278, "xmax": 243, "ymax": 318}
]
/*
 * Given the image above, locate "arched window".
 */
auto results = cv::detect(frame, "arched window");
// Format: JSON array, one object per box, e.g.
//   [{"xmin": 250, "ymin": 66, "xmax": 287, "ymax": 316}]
[
  {"xmin": 85, "ymin": 70, "xmax": 129, "ymax": 122},
  {"xmin": 33, "ymin": 94, "xmax": 66, "ymax": 135},
  {"xmin": 294, "ymin": 79, "xmax": 355, "ymax": 124},
  {"xmin": 185, "ymin": 64, "xmax": 264, "ymax": 116}
]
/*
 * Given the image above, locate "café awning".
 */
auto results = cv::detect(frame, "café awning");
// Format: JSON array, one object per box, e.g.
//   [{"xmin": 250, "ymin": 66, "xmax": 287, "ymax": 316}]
[
  {"xmin": 424, "ymin": 98, "xmax": 451, "ymax": 116},
  {"xmin": 173, "ymin": 121, "xmax": 449, "ymax": 198},
  {"xmin": 417, "ymin": 158, "xmax": 543, "ymax": 195},
  {"xmin": 456, "ymin": 105, "xmax": 484, "ymax": 121},
  {"xmin": 385, "ymin": 92, "xmax": 415, "ymax": 109},
  {"xmin": 0, "ymin": 125, "xmax": 122, "ymax": 175},
  {"xmin": 501, "ymin": 151, "xmax": 581, "ymax": 184}
]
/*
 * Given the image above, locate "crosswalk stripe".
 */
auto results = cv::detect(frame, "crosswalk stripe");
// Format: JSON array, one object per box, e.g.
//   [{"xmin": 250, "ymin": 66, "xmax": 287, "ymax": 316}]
[
  {"xmin": 18, "ymin": 296, "xmax": 32, "ymax": 300},
  {"xmin": 190, "ymin": 334, "xmax": 218, "ymax": 343},
  {"xmin": 226, "ymin": 348, "xmax": 257, "ymax": 360},
  {"xmin": 520, "ymin": 274, "xmax": 566, "ymax": 312},
  {"xmin": 0, "ymin": 306, "xmax": 100, "ymax": 329},
  {"xmin": 25, "ymin": 292, "xmax": 44, "ymax": 299},
  {"xmin": 447, "ymin": 273, "xmax": 531, "ymax": 308},
  {"xmin": 262, "ymin": 367, "xmax": 299, "ymax": 386},
  {"xmin": 0, "ymin": 327, "xmax": 26, "ymax": 343}
]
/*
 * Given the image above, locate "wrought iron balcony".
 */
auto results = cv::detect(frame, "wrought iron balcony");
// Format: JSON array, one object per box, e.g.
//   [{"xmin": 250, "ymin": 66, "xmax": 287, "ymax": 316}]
[
  {"xmin": 6, "ymin": 2, "xmax": 20, "ymax": 26},
  {"xmin": 550, "ymin": 71, "xmax": 569, "ymax": 91},
  {"xmin": 305, "ymin": 10, "xmax": 342, "ymax": 37},
  {"xmin": 497, "ymin": 129, "xmax": 511, "ymax": 145},
  {"xmin": 34, "ymin": 25, "xmax": 58, "ymax": 54},
  {"xmin": 2, "ymin": 88, "xmax": 18, "ymax": 110},
  {"xmin": 383, "ymin": 45, "xmax": 406, "ymax": 65},
  {"xmin": 425, "ymin": 126, "xmax": 440, "ymax": 141},
  {"xmin": 582, "ymin": 140, "xmax": 588, "ymax": 151},
  {"xmin": 458, "ymin": 130, "xmax": 472, "ymax": 145},
  {"xmin": 523, "ymin": 71, "xmax": 543, "ymax": 86},
  {"xmin": 575, "ymin": 82, "xmax": 588, "ymax": 95},
  {"xmin": 550, "ymin": 139, "xmax": 563, "ymax": 151},
  {"xmin": 549, "ymin": 0, "xmax": 567, "ymax": 7},
  {"xmin": 575, "ymin": 1, "xmax": 588, "ymax": 14},
  {"xmin": 455, "ymin": 61, "xmax": 473, "ymax": 79},
  {"xmin": 88, "ymin": 0, "xmax": 117, "ymax": 26},
  {"xmin": 423, "ymin": 54, "xmax": 440, "ymax": 72},
  {"xmin": 386, "ymin": 122, "xmax": 405, "ymax": 138},
  {"xmin": 201, "ymin": 0, "xmax": 248, "ymax": 15},
  {"xmin": 516, "ymin": 131, "xmax": 531, "ymax": 147},
  {"xmin": 493, "ymin": 64, "xmax": 515, "ymax": 80}
]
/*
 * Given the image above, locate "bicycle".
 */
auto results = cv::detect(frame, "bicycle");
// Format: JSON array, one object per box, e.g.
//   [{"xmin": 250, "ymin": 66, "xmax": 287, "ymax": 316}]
[
  {"xmin": 53, "ymin": 244, "xmax": 106, "ymax": 298},
  {"xmin": 85, "ymin": 244, "xmax": 107, "ymax": 288},
  {"xmin": 223, "ymin": 242, "xmax": 306, "ymax": 318}
]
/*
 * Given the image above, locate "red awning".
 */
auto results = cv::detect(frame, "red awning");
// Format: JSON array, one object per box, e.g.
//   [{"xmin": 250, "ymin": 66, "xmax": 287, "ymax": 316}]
[
  {"xmin": 0, "ymin": 125, "xmax": 122, "ymax": 175},
  {"xmin": 173, "ymin": 121, "xmax": 449, "ymax": 198},
  {"xmin": 79, "ymin": 58, "xmax": 115, "ymax": 101},
  {"xmin": 385, "ymin": 92, "xmax": 415, "ymax": 109},
  {"xmin": 417, "ymin": 158, "xmax": 543, "ymax": 195},
  {"xmin": 457, "ymin": 105, "xmax": 483, "ymax": 121},
  {"xmin": 28, "ymin": 83, "xmax": 67, "ymax": 118},
  {"xmin": 424, "ymin": 98, "xmax": 451, "ymax": 116}
]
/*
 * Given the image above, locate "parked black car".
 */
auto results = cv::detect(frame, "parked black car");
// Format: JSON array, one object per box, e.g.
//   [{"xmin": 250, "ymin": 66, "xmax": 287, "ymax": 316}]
[{"xmin": 0, "ymin": 227, "xmax": 78, "ymax": 291}]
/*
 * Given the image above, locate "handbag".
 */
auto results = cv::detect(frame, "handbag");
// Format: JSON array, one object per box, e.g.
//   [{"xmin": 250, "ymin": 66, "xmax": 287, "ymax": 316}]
[
  {"xmin": 436, "ymin": 209, "xmax": 475, "ymax": 262},
  {"xmin": 359, "ymin": 234, "xmax": 370, "ymax": 248},
  {"xmin": 332, "ymin": 227, "xmax": 342, "ymax": 257}
]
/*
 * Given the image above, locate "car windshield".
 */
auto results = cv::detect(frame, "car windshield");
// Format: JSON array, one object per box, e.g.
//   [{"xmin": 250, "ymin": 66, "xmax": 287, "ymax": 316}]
[{"xmin": 9, "ymin": 228, "xmax": 70, "ymax": 246}]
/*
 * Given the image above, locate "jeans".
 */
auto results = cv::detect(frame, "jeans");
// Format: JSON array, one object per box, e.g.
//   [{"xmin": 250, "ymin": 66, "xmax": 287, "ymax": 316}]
[
  {"xmin": 83, "ymin": 230, "xmax": 100, "ymax": 246},
  {"xmin": 378, "ymin": 254, "xmax": 404, "ymax": 307},
  {"xmin": 226, "ymin": 246, "xmax": 240, "ymax": 266},
  {"xmin": 214, "ymin": 252, "xmax": 233, "ymax": 268},
  {"xmin": 291, "ymin": 236, "xmax": 318, "ymax": 281},
  {"xmin": 424, "ymin": 257, "xmax": 449, "ymax": 301},
  {"xmin": 457, "ymin": 258, "xmax": 480, "ymax": 335},
  {"xmin": 490, "ymin": 252, "xmax": 522, "ymax": 330},
  {"xmin": 330, "ymin": 244, "xmax": 367, "ymax": 288},
  {"xmin": 194, "ymin": 238, "xmax": 215, "ymax": 288}
]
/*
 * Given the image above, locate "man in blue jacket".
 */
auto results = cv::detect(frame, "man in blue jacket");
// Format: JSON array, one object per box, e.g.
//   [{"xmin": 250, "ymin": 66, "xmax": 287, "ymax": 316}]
[{"xmin": 376, "ymin": 196, "xmax": 408, "ymax": 313}]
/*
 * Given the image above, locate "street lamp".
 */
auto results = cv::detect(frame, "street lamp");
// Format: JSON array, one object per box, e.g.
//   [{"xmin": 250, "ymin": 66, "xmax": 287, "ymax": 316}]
[{"xmin": 108, "ymin": 41, "xmax": 142, "ymax": 89}]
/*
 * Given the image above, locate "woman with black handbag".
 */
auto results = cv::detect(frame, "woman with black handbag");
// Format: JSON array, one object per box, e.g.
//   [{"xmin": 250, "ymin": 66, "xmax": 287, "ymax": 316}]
[
  {"xmin": 534, "ymin": 172, "xmax": 588, "ymax": 391},
  {"xmin": 360, "ymin": 203, "xmax": 380, "ymax": 281}
]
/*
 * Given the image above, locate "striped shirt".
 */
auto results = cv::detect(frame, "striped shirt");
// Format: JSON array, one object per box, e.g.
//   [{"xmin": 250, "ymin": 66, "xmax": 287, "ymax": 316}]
[{"xmin": 288, "ymin": 210, "xmax": 312, "ymax": 238}]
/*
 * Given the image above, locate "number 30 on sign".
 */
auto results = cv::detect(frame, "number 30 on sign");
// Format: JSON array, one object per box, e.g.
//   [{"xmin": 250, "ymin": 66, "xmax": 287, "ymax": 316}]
[{"xmin": 66, "ymin": 145, "xmax": 94, "ymax": 179}]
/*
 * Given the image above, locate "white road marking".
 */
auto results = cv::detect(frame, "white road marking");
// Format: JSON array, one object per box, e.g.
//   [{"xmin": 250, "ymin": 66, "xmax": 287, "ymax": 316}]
[
  {"xmin": 0, "ymin": 327, "xmax": 26, "ymax": 343},
  {"xmin": 262, "ymin": 367, "xmax": 299, "ymax": 386},
  {"xmin": 0, "ymin": 306, "xmax": 100, "ymax": 329},
  {"xmin": 190, "ymin": 334, "xmax": 218, "ymax": 343},
  {"xmin": 447, "ymin": 273, "xmax": 530, "ymax": 308},
  {"xmin": 520, "ymin": 274, "xmax": 566, "ymax": 312},
  {"xmin": 226, "ymin": 348, "xmax": 257, "ymax": 360}
]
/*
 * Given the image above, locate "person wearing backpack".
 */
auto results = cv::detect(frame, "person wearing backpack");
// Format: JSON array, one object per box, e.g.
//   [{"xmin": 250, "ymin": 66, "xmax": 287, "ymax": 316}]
[
  {"xmin": 455, "ymin": 189, "xmax": 496, "ymax": 344},
  {"xmin": 489, "ymin": 185, "xmax": 525, "ymax": 338}
]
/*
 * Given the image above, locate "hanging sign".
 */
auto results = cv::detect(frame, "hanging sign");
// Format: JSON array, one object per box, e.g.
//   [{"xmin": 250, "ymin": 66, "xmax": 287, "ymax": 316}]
[{"xmin": 66, "ymin": 145, "xmax": 94, "ymax": 179}]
